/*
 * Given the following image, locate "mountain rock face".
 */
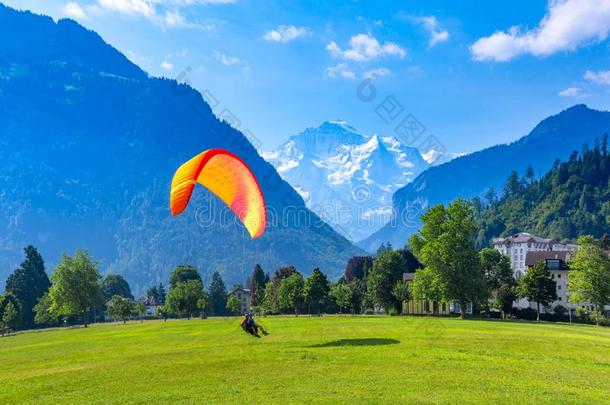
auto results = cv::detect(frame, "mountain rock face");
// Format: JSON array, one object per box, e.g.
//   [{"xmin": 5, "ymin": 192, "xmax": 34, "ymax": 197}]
[
  {"xmin": 360, "ymin": 104, "xmax": 610, "ymax": 252},
  {"xmin": 0, "ymin": 5, "xmax": 364, "ymax": 292},
  {"xmin": 263, "ymin": 122, "xmax": 429, "ymax": 241}
]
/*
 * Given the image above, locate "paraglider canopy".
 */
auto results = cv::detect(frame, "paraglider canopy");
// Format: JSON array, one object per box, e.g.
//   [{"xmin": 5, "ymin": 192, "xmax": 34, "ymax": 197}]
[{"xmin": 170, "ymin": 148, "xmax": 266, "ymax": 239}]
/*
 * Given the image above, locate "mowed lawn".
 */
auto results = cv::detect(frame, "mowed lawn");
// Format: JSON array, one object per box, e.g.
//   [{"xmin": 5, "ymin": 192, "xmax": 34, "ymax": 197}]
[{"xmin": 1, "ymin": 317, "xmax": 610, "ymax": 404}]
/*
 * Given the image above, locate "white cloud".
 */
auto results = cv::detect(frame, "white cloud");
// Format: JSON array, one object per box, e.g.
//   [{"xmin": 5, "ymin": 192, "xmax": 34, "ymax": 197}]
[
  {"xmin": 471, "ymin": 0, "xmax": 610, "ymax": 62},
  {"xmin": 63, "ymin": 2, "xmax": 87, "ymax": 19},
  {"xmin": 363, "ymin": 67, "xmax": 391, "ymax": 79},
  {"xmin": 326, "ymin": 63, "xmax": 356, "ymax": 79},
  {"xmin": 558, "ymin": 87, "xmax": 589, "ymax": 98},
  {"xmin": 264, "ymin": 25, "xmax": 309, "ymax": 42},
  {"xmin": 97, "ymin": 0, "xmax": 155, "ymax": 18},
  {"xmin": 94, "ymin": 0, "xmax": 232, "ymax": 29},
  {"xmin": 215, "ymin": 51, "xmax": 240, "ymax": 65},
  {"xmin": 327, "ymin": 34, "xmax": 406, "ymax": 62},
  {"xmin": 419, "ymin": 16, "xmax": 449, "ymax": 47},
  {"xmin": 584, "ymin": 70, "xmax": 610, "ymax": 85},
  {"xmin": 160, "ymin": 60, "xmax": 174, "ymax": 70}
]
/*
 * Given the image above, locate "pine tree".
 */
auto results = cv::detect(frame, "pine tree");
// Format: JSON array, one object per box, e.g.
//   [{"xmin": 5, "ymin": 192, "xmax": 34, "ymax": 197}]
[
  {"xmin": 5, "ymin": 246, "xmax": 50, "ymax": 329},
  {"xmin": 208, "ymin": 272, "xmax": 228, "ymax": 316}
]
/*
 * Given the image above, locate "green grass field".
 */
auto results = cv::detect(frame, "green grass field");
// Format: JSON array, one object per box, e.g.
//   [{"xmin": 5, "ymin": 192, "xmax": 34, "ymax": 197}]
[{"xmin": 1, "ymin": 316, "xmax": 609, "ymax": 404}]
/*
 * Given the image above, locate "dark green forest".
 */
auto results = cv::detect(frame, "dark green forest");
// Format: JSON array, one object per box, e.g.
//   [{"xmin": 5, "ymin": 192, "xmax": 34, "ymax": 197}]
[{"xmin": 476, "ymin": 135, "xmax": 610, "ymax": 248}]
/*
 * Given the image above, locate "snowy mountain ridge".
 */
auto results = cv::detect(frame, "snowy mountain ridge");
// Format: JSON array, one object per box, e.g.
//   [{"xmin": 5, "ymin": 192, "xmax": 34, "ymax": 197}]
[{"xmin": 263, "ymin": 121, "xmax": 431, "ymax": 241}]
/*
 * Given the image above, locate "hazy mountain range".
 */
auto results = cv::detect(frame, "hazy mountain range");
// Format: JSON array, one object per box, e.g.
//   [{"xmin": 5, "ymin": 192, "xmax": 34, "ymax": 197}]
[{"xmin": 0, "ymin": 4, "xmax": 364, "ymax": 293}]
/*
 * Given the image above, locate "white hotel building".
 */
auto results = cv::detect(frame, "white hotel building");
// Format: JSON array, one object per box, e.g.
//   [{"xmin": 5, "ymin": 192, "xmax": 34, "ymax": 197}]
[{"xmin": 492, "ymin": 232, "xmax": 578, "ymax": 278}]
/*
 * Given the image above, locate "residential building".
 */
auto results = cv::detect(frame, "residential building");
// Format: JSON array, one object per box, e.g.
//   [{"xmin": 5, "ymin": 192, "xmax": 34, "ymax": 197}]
[
  {"xmin": 525, "ymin": 251, "xmax": 610, "ymax": 316},
  {"xmin": 525, "ymin": 251, "xmax": 574, "ymax": 313},
  {"xmin": 492, "ymin": 232, "xmax": 577, "ymax": 278},
  {"xmin": 139, "ymin": 296, "xmax": 160, "ymax": 315},
  {"xmin": 230, "ymin": 287, "xmax": 252, "ymax": 314}
]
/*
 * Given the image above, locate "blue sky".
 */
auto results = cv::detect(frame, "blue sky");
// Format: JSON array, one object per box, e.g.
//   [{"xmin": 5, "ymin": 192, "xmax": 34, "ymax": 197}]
[{"xmin": 5, "ymin": 0, "xmax": 610, "ymax": 155}]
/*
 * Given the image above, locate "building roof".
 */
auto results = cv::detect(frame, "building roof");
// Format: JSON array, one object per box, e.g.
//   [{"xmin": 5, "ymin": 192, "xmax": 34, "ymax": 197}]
[
  {"xmin": 231, "ymin": 287, "xmax": 251, "ymax": 294},
  {"xmin": 403, "ymin": 273, "xmax": 416, "ymax": 282},
  {"xmin": 493, "ymin": 232, "xmax": 555, "ymax": 245},
  {"xmin": 525, "ymin": 251, "xmax": 570, "ymax": 268}
]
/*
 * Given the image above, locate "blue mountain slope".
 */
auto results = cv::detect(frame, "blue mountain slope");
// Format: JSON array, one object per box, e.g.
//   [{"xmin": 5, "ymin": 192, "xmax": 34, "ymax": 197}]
[
  {"xmin": 0, "ymin": 4, "xmax": 363, "ymax": 291},
  {"xmin": 360, "ymin": 104, "xmax": 610, "ymax": 252}
]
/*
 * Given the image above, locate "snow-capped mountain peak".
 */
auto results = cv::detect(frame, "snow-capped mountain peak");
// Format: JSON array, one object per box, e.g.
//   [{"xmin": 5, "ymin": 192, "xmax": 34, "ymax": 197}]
[{"xmin": 263, "ymin": 122, "xmax": 431, "ymax": 241}]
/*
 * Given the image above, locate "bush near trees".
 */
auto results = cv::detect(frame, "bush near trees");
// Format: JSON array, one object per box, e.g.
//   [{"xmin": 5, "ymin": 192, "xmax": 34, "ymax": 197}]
[
  {"xmin": 516, "ymin": 262, "xmax": 557, "ymax": 322},
  {"xmin": 5, "ymin": 245, "xmax": 50, "ymax": 329},
  {"xmin": 568, "ymin": 235, "xmax": 610, "ymax": 325}
]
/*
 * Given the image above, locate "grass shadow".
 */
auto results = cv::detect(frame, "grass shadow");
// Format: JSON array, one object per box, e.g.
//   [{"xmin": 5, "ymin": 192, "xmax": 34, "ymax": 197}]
[{"xmin": 306, "ymin": 338, "xmax": 400, "ymax": 348}]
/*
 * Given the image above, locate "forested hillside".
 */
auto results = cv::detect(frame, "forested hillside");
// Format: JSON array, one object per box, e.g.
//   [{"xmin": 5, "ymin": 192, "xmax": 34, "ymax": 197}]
[{"xmin": 476, "ymin": 135, "xmax": 610, "ymax": 248}]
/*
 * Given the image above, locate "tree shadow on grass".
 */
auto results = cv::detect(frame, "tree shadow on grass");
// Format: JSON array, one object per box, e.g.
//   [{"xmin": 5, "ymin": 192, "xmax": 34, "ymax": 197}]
[{"xmin": 306, "ymin": 338, "xmax": 400, "ymax": 348}]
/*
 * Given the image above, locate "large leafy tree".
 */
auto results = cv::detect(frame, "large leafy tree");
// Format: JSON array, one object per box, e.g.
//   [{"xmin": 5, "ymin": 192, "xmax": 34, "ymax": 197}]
[
  {"xmin": 494, "ymin": 284, "xmax": 517, "ymax": 319},
  {"xmin": 166, "ymin": 280, "xmax": 206, "ymax": 319},
  {"xmin": 479, "ymin": 248, "xmax": 513, "ymax": 290},
  {"xmin": 101, "ymin": 274, "xmax": 133, "ymax": 301},
  {"xmin": 568, "ymin": 236, "xmax": 610, "ymax": 325},
  {"xmin": 343, "ymin": 256, "xmax": 373, "ymax": 283},
  {"xmin": 331, "ymin": 283, "xmax": 351, "ymax": 314},
  {"xmin": 208, "ymin": 271, "xmax": 228, "ymax": 316},
  {"xmin": 169, "ymin": 265, "xmax": 202, "ymax": 289},
  {"xmin": 48, "ymin": 250, "xmax": 103, "ymax": 327},
  {"xmin": 226, "ymin": 294, "xmax": 241, "ymax": 315},
  {"xmin": 516, "ymin": 262, "xmax": 557, "ymax": 321},
  {"xmin": 248, "ymin": 264, "xmax": 267, "ymax": 306},
  {"xmin": 5, "ymin": 245, "xmax": 50, "ymax": 329},
  {"xmin": 303, "ymin": 268, "xmax": 330, "ymax": 314},
  {"xmin": 278, "ymin": 273, "xmax": 304, "ymax": 315},
  {"xmin": 107, "ymin": 295, "xmax": 136, "ymax": 324},
  {"xmin": 409, "ymin": 200, "xmax": 488, "ymax": 318},
  {"xmin": 366, "ymin": 249, "xmax": 406, "ymax": 313}
]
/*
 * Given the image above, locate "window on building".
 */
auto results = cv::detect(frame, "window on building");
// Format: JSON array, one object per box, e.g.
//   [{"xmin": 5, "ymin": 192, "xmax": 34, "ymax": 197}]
[
  {"xmin": 558, "ymin": 285, "xmax": 561, "ymax": 290},
  {"xmin": 558, "ymin": 297, "xmax": 562, "ymax": 301},
  {"xmin": 547, "ymin": 259, "xmax": 560, "ymax": 270},
  {"xmin": 557, "ymin": 274, "xmax": 561, "ymax": 278}
]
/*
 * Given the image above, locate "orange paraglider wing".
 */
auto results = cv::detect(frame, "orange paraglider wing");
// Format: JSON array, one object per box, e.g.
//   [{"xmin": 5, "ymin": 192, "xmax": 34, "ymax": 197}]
[{"xmin": 170, "ymin": 148, "xmax": 266, "ymax": 239}]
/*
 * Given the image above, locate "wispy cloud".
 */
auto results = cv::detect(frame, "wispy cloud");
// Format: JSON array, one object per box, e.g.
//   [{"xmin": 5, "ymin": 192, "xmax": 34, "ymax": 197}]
[
  {"xmin": 471, "ymin": 0, "xmax": 610, "ymax": 62},
  {"xmin": 326, "ymin": 63, "xmax": 356, "ymax": 79},
  {"xmin": 558, "ymin": 87, "xmax": 589, "ymax": 98},
  {"xmin": 215, "ymin": 51, "xmax": 240, "ymax": 65},
  {"xmin": 584, "ymin": 70, "xmax": 610, "ymax": 85},
  {"xmin": 160, "ymin": 59, "xmax": 174, "ymax": 70},
  {"xmin": 327, "ymin": 34, "xmax": 406, "ymax": 62},
  {"xmin": 264, "ymin": 25, "xmax": 310, "ymax": 42},
  {"xmin": 93, "ymin": 0, "xmax": 233, "ymax": 29},
  {"xmin": 63, "ymin": 1, "xmax": 88, "ymax": 19},
  {"xmin": 418, "ymin": 16, "xmax": 449, "ymax": 47},
  {"xmin": 363, "ymin": 67, "xmax": 391, "ymax": 79}
]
